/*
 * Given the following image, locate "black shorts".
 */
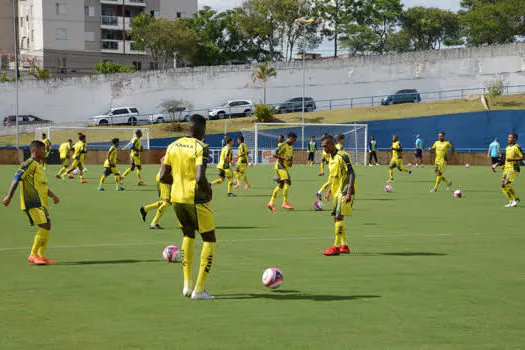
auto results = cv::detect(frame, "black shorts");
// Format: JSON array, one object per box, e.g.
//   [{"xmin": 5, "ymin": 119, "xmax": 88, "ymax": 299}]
[
  {"xmin": 414, "ymin": 149, "xmax": 423, "ymax": 159},
  {"xmin": 308, "ymin": 152, "xmax": 314, "ymax": 161},
  {"xmin": 491, "ymin": 157, "xmax": 500, "ymax": 165}
]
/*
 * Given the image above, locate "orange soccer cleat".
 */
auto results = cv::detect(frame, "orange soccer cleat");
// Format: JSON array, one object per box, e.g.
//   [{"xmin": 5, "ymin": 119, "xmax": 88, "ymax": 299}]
[
  {"xmin": 318, "ymin": 172, "xmax": 324, "ymax": 176},
  {"xmin": 138, "ymin": 181, "xmax": 147, "ymax": 186},
  {"xmin": 41, "ymin": 256, "xmax": 57, "ymax": 264},
  {"xmin": 267, "ymin": 203, "xmax": 277, "ymax": 212},
  {"xmin": 80, "ymin": 179, "xmax": 88, "ymax": 184},
  {"xmin": 339, "ymin": 245, "xmax": 351, "ymax": 254},
  {"xmin": 244, "ymin": 184, "xmax": 251, "ymax": 189},
  {"xmin": 28, "ymin": 255, "xmax": 38, "ymax": 263},
  {"xmin": 322, "ymin": 245, "xmax": 340, "ymax": 256},
  {"xmin": 32, "ymin": 256, "xmax": 48, "ymax": 265},
  {"xmin": 282, "ymin": 203, "xmax": 294, "ymax": 210}
]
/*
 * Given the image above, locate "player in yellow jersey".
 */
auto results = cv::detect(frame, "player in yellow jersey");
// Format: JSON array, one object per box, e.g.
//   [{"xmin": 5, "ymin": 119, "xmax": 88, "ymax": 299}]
[
  {"xmin": 64, "ymin": 133, "xmax": 88, "ymax": 183},
  {"xmin": 140, "ymin": 156, "xmax": 171, "ymax": 229},
  {"xmin": 56, "ymin": 139, "xmax": 73, "ymax": 179},
  {"xmin": 97, "ymin": 138, "xmax": 124, "ymax": 191},
  {"xmin": 159, "ymin": 114, "xmax": 215, "ymax": 300},
  {"xmin": 41, "ymin": 133, "xmax": 51, "ymax": 170},
  {"xmin": 319, "ymin": 133, "xmax": 328, "ymax": 175},
  {"xmin": 316, "ymin": 134, "xmax": 344, "ymax": 200},
  {"xmin": 268, "ymin": 132, "xmax": 297, "ymax": 211},
  {"xmin": 122, "ymin": 129, "xmax": 146, "ymax": 186},
  {"xmin": 320, "ymin": 135, "xmax": 356, "ymax": 256},
  {"xmin": 2, "ymin": 141, "xmax": 60, "ymax": 265},
  {"xmin": 211, "ymin": 137, "xmax": 236, "ymax": 197},
  {"xmin": 501, "ymin": 133, "xmax": 523, "ymax": 207},
  {"xmin": 234, "ymin": 136, "xmax": 251, "ymax": 189},
  {"xmin": 387, "ymin": 135, "xmax": 411, "ymax": 182},
  {"xmin": 428, "ymin": 132, "xmax": 454, "ymax": 192}
]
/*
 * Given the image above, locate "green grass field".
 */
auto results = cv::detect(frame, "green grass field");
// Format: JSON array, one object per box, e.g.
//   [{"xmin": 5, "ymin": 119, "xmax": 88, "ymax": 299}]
[{"xmin": 1, "ymin": 164, "xmax": 524, "ymax": 349}]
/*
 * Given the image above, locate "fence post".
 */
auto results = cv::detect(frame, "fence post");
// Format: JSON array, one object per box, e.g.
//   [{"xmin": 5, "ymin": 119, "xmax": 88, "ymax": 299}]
[
  {"xmin": 329, "ymin": 100, "xmax": 332, "ymax": 110},
  {"xmin": 350, "ymin": 98, "xmax": 353, "ymax": 108},
  {"xmin": 461, "ymin": 89, "xmax": 464, "ymax": 99},
  {"xmin": 371, "ymin": 96, "xmax": 374, "ymax": 106}
]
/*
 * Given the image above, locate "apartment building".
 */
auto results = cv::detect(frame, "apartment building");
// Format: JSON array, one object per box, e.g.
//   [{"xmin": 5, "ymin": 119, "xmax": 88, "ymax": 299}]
[
  {"xmin": 0, "ymin": 0, "xmax": 15, "ymax": 70},
  {"xmin": 14, "ymin": 0, "xmax": 197, "ymax": 74}
]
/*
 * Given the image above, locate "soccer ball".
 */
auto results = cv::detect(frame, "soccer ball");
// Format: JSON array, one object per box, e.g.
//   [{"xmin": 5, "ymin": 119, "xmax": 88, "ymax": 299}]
[
  {"xmin": 465, "ymin": 163, "xmax": 470, "ymax": 168},
  {"xmin": 72, "ymin": 168, "xmax": 79, "ymax": 175},
  {"xmin": 454, "ymin": 189, "xmax": 462, "ymax": 198},
  {"xmin": 313, "ymin": 200, "xmax": 323, "ymax": 211},
  {"xmin": 407, "ymin": 163, "xmax": 412, "ymax": 167},
  {"xmin": 248, "ymin": 162, "xmax": 253, "ymax": 167},
  {"xmin": 385, "ymin": 184, "xmax": 392, "ymax": 192},
  {"xmin": 262, "ymin": 268, "xmax": 283, "ymax": 289},
  {"xmin": 162, "ymin": 245, "xmax": 181, "ymax": 263}
]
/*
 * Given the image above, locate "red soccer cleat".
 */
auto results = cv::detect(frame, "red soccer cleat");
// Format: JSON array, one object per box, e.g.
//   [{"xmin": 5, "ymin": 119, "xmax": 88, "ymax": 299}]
[
  {"xmin": 41, "ymin": 257, "xmax": 57, "ymax": 264},
  {"xmin": 28, "ymin": 255, "xmax": 38, "ymax": 263},
  {"xmin": 318, "ymin": 172, "xmax": 324, "ymax": 176},
  {"xmin": 267, "ymin": 203, "xmax": 277, "ymax": 212},
  {"xmin": 322, "ymin": 245, "xmax": 340, "ymax": 256},
  {"xmin": 138, "ymin": 181, "xmax": 147, "ymax": 186},
  {"xmin": 80, "ymin": 179, "xmax": 88, "ymax": 184},
  {"xmin": 244, "ymin": 184, "xmax": 251, "ymax": 189},
  {"xmin": 339, "ymin": 245, "xmax": 351, "ymax": 254},
  {"xmin": 33, "ymin": 256, "xmax": 48, "ymax": 265},
  {"xmin": 282, "ymin": 203, "xmax": 294, "ymax": 210}
]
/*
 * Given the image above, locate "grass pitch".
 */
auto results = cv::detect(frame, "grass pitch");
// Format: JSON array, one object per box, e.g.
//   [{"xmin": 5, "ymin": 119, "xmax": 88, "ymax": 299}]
[{"xmin": 0, "ymin": 164, "xmax": 524, "ymax": 349}]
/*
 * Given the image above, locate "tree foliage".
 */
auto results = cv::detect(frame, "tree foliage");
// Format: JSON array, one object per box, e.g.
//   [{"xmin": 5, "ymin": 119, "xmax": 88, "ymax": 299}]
[
  {"xmin": 28, "ymin": 64, "xmax": 52, "ymax": 80},
  {"xmin": 94, "ymin": 61, "xmax": 135, "ymax": 74},
  {"xmin": 252, "ymin": 61, "xmax": 277, "ymax": 104}
]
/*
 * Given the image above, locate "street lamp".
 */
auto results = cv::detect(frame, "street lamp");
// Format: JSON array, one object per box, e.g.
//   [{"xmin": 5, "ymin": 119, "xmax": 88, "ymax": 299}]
[
  {"xmin": 12, "ymin": 0, "xmax": 20, "ymax": 154},
  {"xmin": 295, "ymin": 18, "xmax": 314, "ymax": 150}
]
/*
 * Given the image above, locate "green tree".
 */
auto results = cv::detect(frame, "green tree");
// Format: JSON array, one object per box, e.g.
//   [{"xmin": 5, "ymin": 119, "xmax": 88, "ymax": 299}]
[
  {"xmin": 252, "ymin": 61, "xmax": 277, "ymax": 104},
  {"xmin": 94, "ymin": 61, "xmax": 135, "ymax": 74},
  {"xmin": 130, "ymin": 14, "xmax": 199, "ymax": 69},
  {"xmin": 28, "ymin": 64, "xmax": 51, "ymax": 80},
  {"xmin": 184, "ymin": 6, "xmax": 225, "ymax": 66}
]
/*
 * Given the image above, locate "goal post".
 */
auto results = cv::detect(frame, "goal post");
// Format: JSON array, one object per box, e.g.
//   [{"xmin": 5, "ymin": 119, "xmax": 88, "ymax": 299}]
[
  {"xmin": 34, "ymin": 126, "xmax": 150, "ymax": 150},
  {"xmin": 242, "ymin": 123, "xmax": 368, "ymax": 166}
]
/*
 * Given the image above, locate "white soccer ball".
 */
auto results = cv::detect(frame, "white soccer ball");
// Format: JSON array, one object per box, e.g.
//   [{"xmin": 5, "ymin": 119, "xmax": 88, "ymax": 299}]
[
  {"xmin": 465, "ymin": 163, "xmax": 470, "ymax": 168},
  {"xmin": 248, "ymin": 162, "xmax": 253, "ymax": 167},
  {"xmin": 162, "ymin": 245, "xmax": 181, "ymax": 263},
  {"xmin": 72, "ymin": 168, "xmax": 79, "ymax": 175},
  {"xmin": 454, "ymin": 189, "xmax": 462, "ymax": 198},
  {"xmin": 313, "ymin": 200, "xmax": 323, "ymax": 211},
  {"xmin": 385, "ymin": 184, "xmax": 392, "ymax": 192},
  {"xmin": 262, "ymin": 268, "xmax": 283, "ymax": 289}
]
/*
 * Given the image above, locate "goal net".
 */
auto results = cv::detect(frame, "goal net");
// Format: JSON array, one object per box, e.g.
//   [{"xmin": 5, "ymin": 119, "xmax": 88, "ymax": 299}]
[
  {"xmin": 241, "ymin": 123, "xmax": 368, "ymax": 165},
  {"xmin": 34, "ymin": 126, "xmax": 150, "ymax": 150}
]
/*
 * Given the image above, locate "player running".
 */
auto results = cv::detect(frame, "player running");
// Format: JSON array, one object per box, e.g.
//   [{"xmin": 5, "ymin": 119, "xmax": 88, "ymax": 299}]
[
  {"xmin": 501, "ymin": 133, "xmax": 523, "ymax": 207},
  {"xmin": 234, "ymin": 136, "xmax": 251, "ymax": 189},
  {"xmin": 488, "ymin": 138, "xmax": 501, "ymax": 172},
  {"xmin": 268, "ymin": 132, "xmax": 297, "ymax": 211},
  {"xmin": 414, "ymin": 135, "xmax": 424, "ymax": 167},
  {"xmin": 308, "ymin": 136, "xmax": 316, "ymax": 166},
  {"xmin": 211, "ymin": 137, "xmax": 236, "ymax": 197},
  {"xmin": 140, "ymin": 156, "xmax": 171, "ymax": 229},
  {"xmin": 320, "ymin": 135, "xmax": 356, "ymax": 256},
  {"xmin": 428, "ymin": 132, "xmax": 454, "ymax": 192},
  {"xmin": 121, "ymin": 129, "xmax": 146, "ymax": 186},
  {"xmin": 98, "ymin": 138, "xmax": 124, "ymax": 191},
  {"xmin": 64, "ymin": 133, "xmax": 88, "ymax": 183},
  {"xmin": 159, "ymin": 114, "xmax": 216, "ymax": 300},
  {"xmin": 41, "ymin": 133, "xmax": 51, "ymax": 170},
  {"xmin": 56, "ymin": 139, "xmax": 73, "ymax": 179},
  {"xmin": 3, "ymin": 141, "xmax": 60, "ymax": 265},
  {"xmin": 387, "ymin": 135, "xmax": 411, "ymax": 182}
]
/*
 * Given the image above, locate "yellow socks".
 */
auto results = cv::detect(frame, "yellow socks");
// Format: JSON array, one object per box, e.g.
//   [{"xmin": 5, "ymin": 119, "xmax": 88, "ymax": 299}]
[
  {"xmin": 388, "ymin": 168, "xmax": 393, "ymax": 179},
  {"xmin": 31, "ymin": 227, "xmax": 50, "ymax": 257},
  {"xmin": 503, "ymin": 184, "xmax": 517, "ymax": 201},
  {"xmin": 114, "ymin": 175, "xmax": 120, "ymax": 186},
  {"xmin": 144, "ymin": 200, "xmax": 163, "ymax": 212},
  {"xmin": 195, "ymin": 242, "xmax": 216, "ymax": 294},
  {"xmin": 182, "ymin": 237, "xmax": 195, "ymax": 290},
  {"xmin": 99, "ymin": 175, "xmax": 106, "ymax": 186},
  {"xmin": 320, "ymin": 162, "xmax": 324, "ymax": 173},
  {"xmin": 122, "ymin": 168, "xmax": 131, "ymax": 177},
  {"xmin": 241, "ymin": 174, "xmax": 249, "ymax": 186},
  {"xmin": 137, "ymin": 169, "xmax": 142, "ymax": 181},
  {"xmin": 227, "ymin": 178, "xmax": 233, "ymax": 193},
  {"xmin": 57, "ymin": 167, "xmax": 67, "ymax": 176},
  {"xmin": 151, "ymin": 202, "xmax": 170, "ymax": 225},
  {"xmin": 334, "ymin": 220, "xmax": 345, "ymax": 247},
  {"xmin": 211, "ymin": 178, "xmax": 223, "ymax": 186},
  {"xmin": 434, "ymin": 175, "xmax": 441, "ymax": 189},
  {"xmin": 270, "ymin": 186, "xmax": 281, "ymax": 205},
  {"xmin": 283, "ymin": 183, "xmax": 290, "ymax": 204},
  {"xmin": 320, "ymin": 181, "xmax": 330, "ymax": 193}
]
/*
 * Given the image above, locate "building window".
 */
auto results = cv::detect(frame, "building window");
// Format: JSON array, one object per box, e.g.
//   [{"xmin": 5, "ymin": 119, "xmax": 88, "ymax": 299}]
[
  {"xmin": 84, "ymin": 31, "xmax": 95, "ymax": 42},
  {"xmin": 55, "ymin": 2, "xmax": 67, "ymax": 16},
  {"xmin": 149, "ymin": 62, "xmax": 154, "ymax": 70},
  {"xmin": 176, "ymin": 12, "xmax": 181, "ymax": 18},
  {"xmin": 133, "ymin": 61, "xmax": 142, "ymax": 71},
  {"xmin": 27, "ymin": 38, "xmax": 30, "ymax": 47},
  {"xmin": 56, "ymin": 28, "xmax": 67, "ymax": 40},
  {"xmin": 84, "ymin": 5, "xmax": 95, "ymax": 17}
]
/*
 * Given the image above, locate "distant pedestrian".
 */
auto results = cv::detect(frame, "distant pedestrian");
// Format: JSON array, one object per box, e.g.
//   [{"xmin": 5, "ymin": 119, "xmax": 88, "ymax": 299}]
[
  {"xmin": 414, "ymin": 135, "xmax": 424, "ymax": 167},
  {"xmin": 368, "ymin": 136, "xmax": 378, "ymax": 166},
  {"xmin": 488, "ymin": 138, "xmax": 501, "ymax": 172},
  {"xmin": 221, "ymin": 134, "xmax": 228, "ymax": 148}
]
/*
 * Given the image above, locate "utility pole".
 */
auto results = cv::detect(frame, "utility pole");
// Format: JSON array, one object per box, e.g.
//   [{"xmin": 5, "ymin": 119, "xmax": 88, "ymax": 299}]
[{"xmin": 13, "ymin": 0, "xmax": 20, "ymax": 153}]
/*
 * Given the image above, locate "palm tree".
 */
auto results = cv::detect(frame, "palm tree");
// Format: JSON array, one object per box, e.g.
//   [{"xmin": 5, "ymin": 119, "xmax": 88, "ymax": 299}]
[
  {"xmin": 252, "ymin": 61, "xmax": 277, "ymax": 105},
  {"xmin": 28, "ymin": 64, "xmax": 51, "ymax": 80}
]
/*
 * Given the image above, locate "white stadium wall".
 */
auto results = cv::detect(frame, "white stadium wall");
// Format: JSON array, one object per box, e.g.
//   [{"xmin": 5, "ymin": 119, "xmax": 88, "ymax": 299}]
[{"xmin": 1, "ymin": 43, "xmax": 525, "ymax": 123}]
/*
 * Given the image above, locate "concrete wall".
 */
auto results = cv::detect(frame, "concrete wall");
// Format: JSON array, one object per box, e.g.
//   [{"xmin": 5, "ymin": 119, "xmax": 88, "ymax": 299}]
[{"xmin": 1, "ymin": 43, "xmax": 525, "ymax": 123}]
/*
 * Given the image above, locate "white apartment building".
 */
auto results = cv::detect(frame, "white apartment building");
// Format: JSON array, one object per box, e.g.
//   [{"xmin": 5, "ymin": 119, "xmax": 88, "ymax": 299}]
[{"xmin": 14, "ymin": 0, "xmax": 197, "ymax": 74}]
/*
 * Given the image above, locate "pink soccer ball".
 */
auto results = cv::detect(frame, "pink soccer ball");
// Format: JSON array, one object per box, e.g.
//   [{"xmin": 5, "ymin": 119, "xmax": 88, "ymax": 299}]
[
  {"xmin": 248, "ymin": 162, "xmax": 253, "ymax": 167},
  {"xmin": 262, "ymin": 268, "xmax": 283, "ymax": 289},
  {"xmin": 313, "ymin": 200, "xmax": 323, "ymax": 211},
  {"xmin": 162, "ymin": 245, "xmax": 181, "ymax": 263},
  {"xmin": 454, "ymin": 189, "xmax": 462, "ymax": 198},
  {"xmin": 407, "ymin": 163, "xmax": 412, "ymax": 167},
  {"xmin": 385, "ymin": 184, "xmax": 392, "ymax": 192}
]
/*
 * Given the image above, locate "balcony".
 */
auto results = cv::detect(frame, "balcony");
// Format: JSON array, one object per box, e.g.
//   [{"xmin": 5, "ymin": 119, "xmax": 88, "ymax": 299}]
[
  {"xmin": 101, "ymin": 39, "xmax": 146, "ymax": 55},
  {"xmin": 100, "ymin": 0, "xmax": 146, "ymax": 6},
  {"xmin": 100, "ymin": 16, "xmax": 131, "ymax": 31}
]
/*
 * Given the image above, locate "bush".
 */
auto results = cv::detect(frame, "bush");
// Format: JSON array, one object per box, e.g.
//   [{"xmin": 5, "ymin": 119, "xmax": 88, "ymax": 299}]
[
  {"xmin": 253, "ymin": 104, "xmax": 274, "ymax": 122},
  {"xmin": 485, "ymin": 79, "xmax": 505, "ymax": 97},
  {"xmin": 94, "ymin": 61, "xmax": 135, "ymax": 74}
]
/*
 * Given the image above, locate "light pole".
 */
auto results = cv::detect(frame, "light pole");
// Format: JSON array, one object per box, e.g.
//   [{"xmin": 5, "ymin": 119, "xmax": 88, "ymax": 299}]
[
  {"xmin": 295, "ymin": 18, "xmax": 314, "ymax": 150},
  {"xmin": 12, "ymin": 0, "xmax": 20, "ymax": 152}
]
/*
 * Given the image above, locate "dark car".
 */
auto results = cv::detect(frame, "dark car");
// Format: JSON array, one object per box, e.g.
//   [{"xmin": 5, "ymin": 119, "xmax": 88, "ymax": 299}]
[
  {"xmin": 274, "ymin": 97, "xmax": 317, "ymax": 114},
  {"xmin": 381, "ymin": 89, "xmax": 422, "ymax": 105},
  {"xmin": 3, "ymin": 115, "xmax": 53, "ymax": 127}
]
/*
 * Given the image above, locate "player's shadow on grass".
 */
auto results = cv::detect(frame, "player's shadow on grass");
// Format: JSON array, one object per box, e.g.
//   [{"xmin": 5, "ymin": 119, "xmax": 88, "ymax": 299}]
[
  {"xmin": 216, "ymin": 226, "xmax": 273, "ymax": 230},
  {"xmin": 240, "ymin": 194, "xmax": 272, "ymax": 198},
  {"xmin": 60, "ymin": 259, "xmax": 162, "ymax": 265},
  {"xmin": 360, "ymin": 198, "xmax": 398, "ymax": 201},
  {"xmin": 357, "ymin": 252, "xmax": 447, "ymax": 257},
  {"xmin": 217, "ymin": 292, "xmax": 381, "ymax": 301}
]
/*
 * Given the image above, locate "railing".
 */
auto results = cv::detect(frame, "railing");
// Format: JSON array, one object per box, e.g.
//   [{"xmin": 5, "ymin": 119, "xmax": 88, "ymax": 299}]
[
  {"xmin": 101, "ymin": 15, "xmax": 118, "ymax": 26},
  {"xmin": 101, "ymin": 39, "xmax": 119, "ymax": 50}
]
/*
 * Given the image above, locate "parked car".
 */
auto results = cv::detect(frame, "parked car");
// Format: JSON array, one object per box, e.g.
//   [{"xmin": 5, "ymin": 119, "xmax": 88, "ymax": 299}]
[
  {"xmin": 88, "ymin": 107, "xmax": 167, "ymax": 126},
  {"xmin": 274, "ymin": 97, "xmax": 317, "ymax": 114},
  {"xmin": 381, "ymin": 89, "xmax": 422, "ymax": 105},
  {"xmin": 3, "ymin": 115, "xmax": 53, "ymax": 127},
  {"xmin": 208, "ymin": 100, "xmax": 253, "ymax": 120}
]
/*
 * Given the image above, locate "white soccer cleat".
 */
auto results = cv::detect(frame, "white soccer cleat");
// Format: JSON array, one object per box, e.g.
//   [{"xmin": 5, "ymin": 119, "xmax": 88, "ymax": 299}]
[
  {"xmin": 386, "ymin": 179, "xmax": 394, "ymax": 183},
  {"xmin": 510, "ymin": 200, "xmax": 518, "ymax": 207},
  {"xmin": 504, "ymin": 202, "xmax": 514, "ymax": 208},
  {"xmin": 183, "ymin": 287, "xmax": 193, "ymax": 297},
  {"xmin": 430, "ymin": 188, "xmax": 437, "ymax": 193},
  {"xmin": 191, "ymin": 290, "xmax": 215, "ymax": 300}
]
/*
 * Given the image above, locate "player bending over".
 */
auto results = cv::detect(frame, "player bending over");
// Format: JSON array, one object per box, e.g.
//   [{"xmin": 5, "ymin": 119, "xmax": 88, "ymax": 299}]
[
  {"xmin": 160, "ymin": 114, "xmax": 216, "ymax": 300},
  {"xmin": 501, "ymin": 133, "xmax": 523, "ymax": 207},
  {"xmin": 268, "ymin": 132, "xmax": 297, "ymax": 211},
  {"xmin": 140, "ymin": 157, "xmax": 171, "ymax": 229},
  {"xmin": 64, "ymin": 133, "xmax": 88, "ymax": 183},
  {"xmin": 121, "ymin": 129, "xmax": 146, "ymax": 186},
  {"xmin": 56, "ymin": 139, "xmax": 73, "ymax": 179},
  {"xmin": 3, "ymin": 141, "xmax": 60, "ymax": 265},
  {"xmin": 387, "ymin": 135, "xmax": 411, "ymax": 182},
  {"xmin": 234, "ymin": 136, "xmax": 251, "ymax": 189},
  {"xmin": 98, "ymin": 138, "xmax": 124, "ymax": 191},
  {"xmin": 211, "ymin": 136, "xmax": 236, "ymax": 197},
  {"xmin": 428, "ymin": 132, "xmax": 454, "ymax": 192},
  {"xmin": 320, "ymin": 135, "xmax": 355, "ymax": 256}
]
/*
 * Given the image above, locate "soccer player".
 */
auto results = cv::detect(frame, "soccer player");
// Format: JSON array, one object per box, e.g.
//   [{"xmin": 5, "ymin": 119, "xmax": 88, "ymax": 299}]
[
  {"xmin": 56, "ymin": 139, "xmax": 73, "ymax": 179},
  {"xmin": 2, "ymin": 140, "xmax": 60, "ymax": 265},
  {"xmin": 428, "ymin": 132, "xmax": 454, "ymax": 192},
  {"xmin": 159, "ymin": 114, "xmax": 215, "ymax": 300},
  {"xmin": 501, "ymin": 133, "xmax": 523, "ymax": 207},
  {"xmin": 234, "ymin": 136, "xmax": 251, "ymax": 189},
  {"xmin": 320, "ymin": 135, "xmax": 355, "ymax": 256},
  {"xmin": 319, "ymin": 133, "xmax": 328, "ymax": 176},
  {"xmin": 488, "ymin": 138, "xmax": 501, "ymax": 172},
  {"xmin": 414, "ymin": 135, "xmax": 424, "ymax": 167},
  {"xmin": 268, "ymin": 132, "xmax": 297, "ymax": 211},
  {"xmin": 98, "ymin": 138, "xmax": 124, "ymax": 191},
  {"xmin": 211, "ymin": 137, "xmax": 236, "ymax": 197},
  {"xmin": 64, "ymin": 133, "xmax": 88, "ymax": 183},
  {"xmin": 41, "ymin": 133, "xmax": 51, "ymax": 170},
  {"xmin": 368, "ymin": 136, "xmax": 378, "ymax": 166},
  {"xmin": 140, "ymin": 156, "xmax": 171, "ymax": 229},
  {"xmin": 307, "ymin": 136, "xmax": 316, "ymax": 166},
  {"xmin": 121, "ymin": 129, "xmax": 146, "ymax": 186},
  {"xmin": 387, "ymin": 135, "xmax": 411, "ymax": 182},
  {"xmin": 335, "ymin": 134, "xmax": 344, "ymax": 150}
]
